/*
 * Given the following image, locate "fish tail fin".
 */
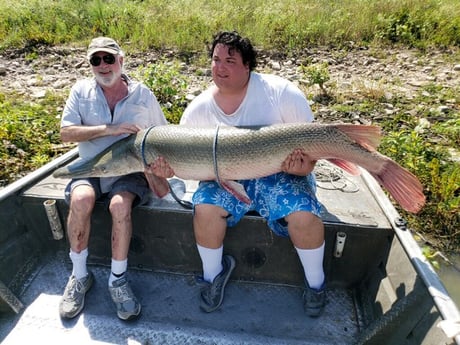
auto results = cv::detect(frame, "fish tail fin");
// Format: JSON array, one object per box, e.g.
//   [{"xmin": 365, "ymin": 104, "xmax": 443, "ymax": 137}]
[
  {"xmin": 371, "ymin": 158, "xmax": 426, "ymax": 213},
  {"xmin": 336, "ymin": 124, "xmax": 382, "ymax": 151}
]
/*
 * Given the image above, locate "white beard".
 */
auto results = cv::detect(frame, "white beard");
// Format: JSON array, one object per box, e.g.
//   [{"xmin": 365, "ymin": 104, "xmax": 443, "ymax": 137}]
[{"xmin": 95, "ymin": 71, "xmax": 120, "ymax": 88}]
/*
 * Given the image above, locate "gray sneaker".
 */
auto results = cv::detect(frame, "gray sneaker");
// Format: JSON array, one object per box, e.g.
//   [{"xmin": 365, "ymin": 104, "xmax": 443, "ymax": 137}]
[
  {"xmin": 109, "ymin": 275, "xmax": 141, "ymax": 320},
  {"xmin": 59, "ymin": 271, "xmax": 94, "ymax": 319},
  {"xmin": 303, "ymin": 280, "xmax": 326, "ymax": 317},
  {"xmin": 199, "ymin": 255, "xmax": 236, "ymax": 313}
]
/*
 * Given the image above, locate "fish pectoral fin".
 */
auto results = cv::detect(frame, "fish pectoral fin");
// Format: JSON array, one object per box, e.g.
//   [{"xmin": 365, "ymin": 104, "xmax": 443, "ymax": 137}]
[
  {"xmin": 327, "ymin": 159, "xmax": 361, "ymax": 176},
  {"xmin": 220, "ymin": 180, "xmax": 251, "ymax": 204}
]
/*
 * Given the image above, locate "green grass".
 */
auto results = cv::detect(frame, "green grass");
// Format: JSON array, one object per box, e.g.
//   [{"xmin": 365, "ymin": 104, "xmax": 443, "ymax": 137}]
[{"xmin": 1, "ymin": 0, "xmax": 460, "ymax": 53}]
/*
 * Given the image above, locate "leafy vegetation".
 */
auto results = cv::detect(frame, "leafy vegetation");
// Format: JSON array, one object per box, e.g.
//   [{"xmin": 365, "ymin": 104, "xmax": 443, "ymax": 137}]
[
  {"xmin": 0, "ymin": 91, "xmax": 64, "ymax": 185},
  {"xmin": 302, "ymin": 65, "xmax": 460, "ymax": 252},
  {"xmin": 134, "ymin": 59, "xmax": 189, "ymax": 124},
  {"xmin": 1, "ymin": 0, "xmax": 460, "ymax": 53},
  {"xmin": 0, "ymin": 0, "xmax": 458, "ymax": 252},
  {"xmin": 300, "ymin": 63, "xmax": 330, "ymax": 96}
]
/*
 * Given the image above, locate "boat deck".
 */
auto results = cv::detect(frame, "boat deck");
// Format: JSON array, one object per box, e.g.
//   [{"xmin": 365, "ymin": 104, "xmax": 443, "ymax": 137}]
[{"xmin": 0, "ymin": 249, "xmax": 362, "ymax": 345}]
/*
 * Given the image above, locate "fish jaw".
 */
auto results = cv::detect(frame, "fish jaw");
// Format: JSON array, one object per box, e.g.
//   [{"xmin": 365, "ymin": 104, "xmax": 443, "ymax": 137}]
[
  {"xmin": 53, "ymin": 134, "xmax": 145, "ymax": 179},
  {"xmin": 53, "ymin": 155, "xmax": 143, "ymax": 179},
  {"xmin": 53, "ymin": 159, "xmax": 111, "ymax": 178}
]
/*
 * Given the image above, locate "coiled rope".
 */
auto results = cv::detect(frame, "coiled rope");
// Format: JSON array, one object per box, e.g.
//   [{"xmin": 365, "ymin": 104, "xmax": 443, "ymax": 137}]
[{"xmin": 314, "ymin": 161, "xmax": 360, "ymax": 193}]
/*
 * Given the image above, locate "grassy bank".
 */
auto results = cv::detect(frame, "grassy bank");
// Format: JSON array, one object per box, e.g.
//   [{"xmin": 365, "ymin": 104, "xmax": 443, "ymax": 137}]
[
  {"xmin": 1, "ymin": 0, "xmax": 460, "ymax": 53},
  {"xmin": 0, "ymin": 0, "xmax": 459, "ymax": 253}
]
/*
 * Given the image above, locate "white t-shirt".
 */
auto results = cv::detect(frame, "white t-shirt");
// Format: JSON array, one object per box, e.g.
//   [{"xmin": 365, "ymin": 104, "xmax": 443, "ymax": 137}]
[{"xmin": 180, "ymin": 72, "xmax": 313, "ymax": 127}]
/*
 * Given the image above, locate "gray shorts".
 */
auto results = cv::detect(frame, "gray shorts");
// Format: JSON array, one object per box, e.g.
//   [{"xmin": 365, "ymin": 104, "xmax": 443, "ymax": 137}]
[{"xmin": 64, "ymin": 173, "xmax": 151, "ymax": 209}]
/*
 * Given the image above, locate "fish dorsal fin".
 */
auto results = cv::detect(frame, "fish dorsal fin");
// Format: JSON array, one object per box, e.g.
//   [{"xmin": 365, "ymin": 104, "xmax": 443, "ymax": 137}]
[
  {"xmin": 326, "ymin": 159, "xmax": 361, "ymax": 176},
  {"xmin": 335, "ymin": 124, "xmax": 382, "ymax": 151}
]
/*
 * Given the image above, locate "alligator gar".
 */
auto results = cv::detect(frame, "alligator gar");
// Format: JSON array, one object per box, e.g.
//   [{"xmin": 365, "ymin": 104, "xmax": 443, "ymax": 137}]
[{"xmin": 53, "ymin": 123, "xmax": 426, "ymax": 213}]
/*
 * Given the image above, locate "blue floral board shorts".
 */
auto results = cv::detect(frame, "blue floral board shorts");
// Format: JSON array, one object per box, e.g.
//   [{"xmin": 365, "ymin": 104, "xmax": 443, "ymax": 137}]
[{"xmin": 192, "ymin": 172, "xmax": 323, "ymax": 237}]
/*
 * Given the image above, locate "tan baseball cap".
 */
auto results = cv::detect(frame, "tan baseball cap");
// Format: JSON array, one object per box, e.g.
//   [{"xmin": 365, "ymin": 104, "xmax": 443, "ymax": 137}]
[{"xmin": 87, "ymin": 37, "xmax": 121, "ymax": 59}]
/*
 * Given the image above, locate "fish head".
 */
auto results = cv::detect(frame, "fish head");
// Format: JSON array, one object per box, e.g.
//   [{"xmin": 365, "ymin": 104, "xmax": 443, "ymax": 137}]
[{"xmin": 53, "ymin": 134, "xmax": 144, "ymax": 179}]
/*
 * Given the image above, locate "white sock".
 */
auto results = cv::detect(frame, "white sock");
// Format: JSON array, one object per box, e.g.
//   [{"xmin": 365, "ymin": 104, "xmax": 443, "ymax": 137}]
[
  {"xmin": 108, "ymin": 258, "xmax": 127, "ymax": 286},
  {"xmin": 197, "ymin": 244, "xmax": 223, "ymax": 283},
  {"xmin": 69, "ymin": 248, "xmax": 88, "ymax": 280},
  {"xmin": 295, "ymin": 242, "xmax": 325, "ymax": 290}
]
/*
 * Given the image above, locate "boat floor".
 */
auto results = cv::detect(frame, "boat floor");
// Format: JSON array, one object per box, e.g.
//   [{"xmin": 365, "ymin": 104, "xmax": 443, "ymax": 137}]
[{"xmin": 0, "ymin": 250, "xmax": 362, "ymax": 345}]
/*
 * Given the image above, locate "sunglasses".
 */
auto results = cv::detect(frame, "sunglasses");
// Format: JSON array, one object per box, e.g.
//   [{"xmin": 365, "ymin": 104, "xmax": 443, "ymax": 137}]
[{"xmin": 89, "ymin": 54, "xmax": 116, "ymax": 66}]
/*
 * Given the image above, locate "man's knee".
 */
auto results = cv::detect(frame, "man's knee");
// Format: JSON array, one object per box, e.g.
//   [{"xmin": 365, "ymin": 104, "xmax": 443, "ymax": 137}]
[
  {"xmin": 70, "ymin": 187, "xmax": 96, "ymax": 214},
  {"xmin": 195, "ymin": 204, "xmax": 229, "ymax": 220},
  {"xmin": 286, "ymin": 212, "xmax": 324, "ymax": 246},
  {"xmin": 109, "ymin": 195, "xmax": 133, "ymax": 219},
  {"xmin": 287, "ymin": 211, "xmax": 322, "ymax": 228}
]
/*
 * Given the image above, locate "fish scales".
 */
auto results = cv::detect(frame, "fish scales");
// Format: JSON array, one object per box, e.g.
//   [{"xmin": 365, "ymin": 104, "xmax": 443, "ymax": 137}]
[
  {"xmin": 143, "ymin": 126, "xmax": 218, "ymax": 180},
  {"xmin": 142, "ymin": 124, "xmax": 381, "ymax": 180},
  {"xmin": 53, "ymin": 123, "xmax": 426, "ymax": 213}
]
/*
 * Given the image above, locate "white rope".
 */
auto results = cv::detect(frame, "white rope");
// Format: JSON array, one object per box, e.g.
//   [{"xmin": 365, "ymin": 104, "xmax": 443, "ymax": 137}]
[{"xmin": 315, "ymin": 161, "xmax": 359, "ymax": 193}]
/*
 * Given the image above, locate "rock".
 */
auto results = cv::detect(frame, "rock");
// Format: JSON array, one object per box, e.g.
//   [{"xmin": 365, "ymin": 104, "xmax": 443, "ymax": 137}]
[
  {"xmin": 407, "ymin": 80, "xmax": 426, "ymax": 87},
  {"xmin": 448, "ymin": 148, "xmax": 460, "ymax": 162},
  {"xmin": 415, "ymin": 118, "xmax": 431, "ymax": 133},
  {"xmin": 437, "ymin": 105, "xmax": 450, "ymax": 113},
  {"xmin": 52, "ymin": 80, "xmax": 71, "ymax": 89},
  {"xmin": 0, "ymin": 45, "xmax": 459, "ymax": 131},
  {"xmin": 31, "ymin": 90, "xmax": 47, "ymax": 99},
  {"xmin": 270, "ymin": 61, "xmax": 281, "ymax": 71}
]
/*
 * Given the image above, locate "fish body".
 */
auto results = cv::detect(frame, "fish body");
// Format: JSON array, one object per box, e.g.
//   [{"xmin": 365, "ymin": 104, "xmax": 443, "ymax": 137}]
[{"xmin": 53, "ymin": 123, "xmax": 425, "ymax": 213}]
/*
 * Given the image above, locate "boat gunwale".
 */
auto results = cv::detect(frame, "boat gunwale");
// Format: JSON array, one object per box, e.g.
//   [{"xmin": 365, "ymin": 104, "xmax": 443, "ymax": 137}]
[
  {"xmin": 0, "ymin": 148, "xmax": 79, "ymax": 203},
  {"xmin": 361, "ymin": 168, "xmax": 460, "ymax": 345}
]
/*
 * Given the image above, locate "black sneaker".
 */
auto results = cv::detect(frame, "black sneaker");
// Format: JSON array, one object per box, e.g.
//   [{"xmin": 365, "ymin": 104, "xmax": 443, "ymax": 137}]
[
  {"xmin": 199, "ymin": 255, "xmax": 236, "ymax": 313},
  {"xmin": 59, "ymin": 271, "xmax": 94, "ymax": 319},
  {"xmin": 303, "ymin": 280, "xmax": 326, "ymax": 317}
]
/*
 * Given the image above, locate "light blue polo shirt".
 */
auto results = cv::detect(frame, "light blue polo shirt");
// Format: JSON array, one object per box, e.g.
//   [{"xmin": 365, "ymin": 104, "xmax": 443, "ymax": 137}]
[{"xmin": 61, "ymin": 74, "xmax": 167, "ymax": 192}]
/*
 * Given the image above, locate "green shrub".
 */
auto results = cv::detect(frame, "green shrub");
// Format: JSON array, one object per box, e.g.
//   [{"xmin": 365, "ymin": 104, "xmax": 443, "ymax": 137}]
[
  {"xmin": 0, "ymin": 91, "xmax": 64, "ymax": 185},
  {"xmin": 135, "ymin": 59, "xmax": 189, "ymax": 124},
  {"xmin": 300, "ymin": 62, "xmax": 330, "ymax": 95}
]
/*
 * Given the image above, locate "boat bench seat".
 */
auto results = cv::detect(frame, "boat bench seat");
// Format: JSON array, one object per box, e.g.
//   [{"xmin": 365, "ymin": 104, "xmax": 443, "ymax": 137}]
[{"xmin": 19, "ymin": 164, "xmax": 394, "ymax": 288}]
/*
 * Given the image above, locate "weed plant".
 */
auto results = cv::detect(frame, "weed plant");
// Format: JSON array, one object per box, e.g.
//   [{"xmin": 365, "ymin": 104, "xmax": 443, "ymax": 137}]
[{"xmin": 134, "ymin": 59, "xmax": 189, "ymax": 124}]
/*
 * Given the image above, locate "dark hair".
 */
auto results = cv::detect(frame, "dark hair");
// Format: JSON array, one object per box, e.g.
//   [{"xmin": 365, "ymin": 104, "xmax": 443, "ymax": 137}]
[{"xmin": 209, "ymin": 31, "xmax": 257, "ymax": 71}]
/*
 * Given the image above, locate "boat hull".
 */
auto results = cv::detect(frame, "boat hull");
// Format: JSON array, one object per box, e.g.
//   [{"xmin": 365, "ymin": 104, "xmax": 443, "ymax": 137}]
[{"xmin": 0, "ymin": 152, "xmax": 457, "ymax": 345}]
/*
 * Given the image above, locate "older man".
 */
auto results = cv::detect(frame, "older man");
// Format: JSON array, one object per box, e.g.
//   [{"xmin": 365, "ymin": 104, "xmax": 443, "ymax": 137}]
[{"xmin": 58, "ymin": 37, "xmax": 169, "ymax": 320}]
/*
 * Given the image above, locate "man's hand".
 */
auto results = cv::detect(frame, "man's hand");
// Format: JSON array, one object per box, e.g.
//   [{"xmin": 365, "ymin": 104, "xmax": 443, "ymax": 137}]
[
  {"xmin": 146, "ymin": 156, "xmax": 175, "ymax": 178},
  {"xmin": 108, "ymin": 123, "xmax": 142, "ymax": 136},
  {"xmin": 281, "ymin": 149, "xmax": 317, "ymax": 176},
  {"xmin": 144, "ymin": 157, "xmax": 175, "ymax": 198}
]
